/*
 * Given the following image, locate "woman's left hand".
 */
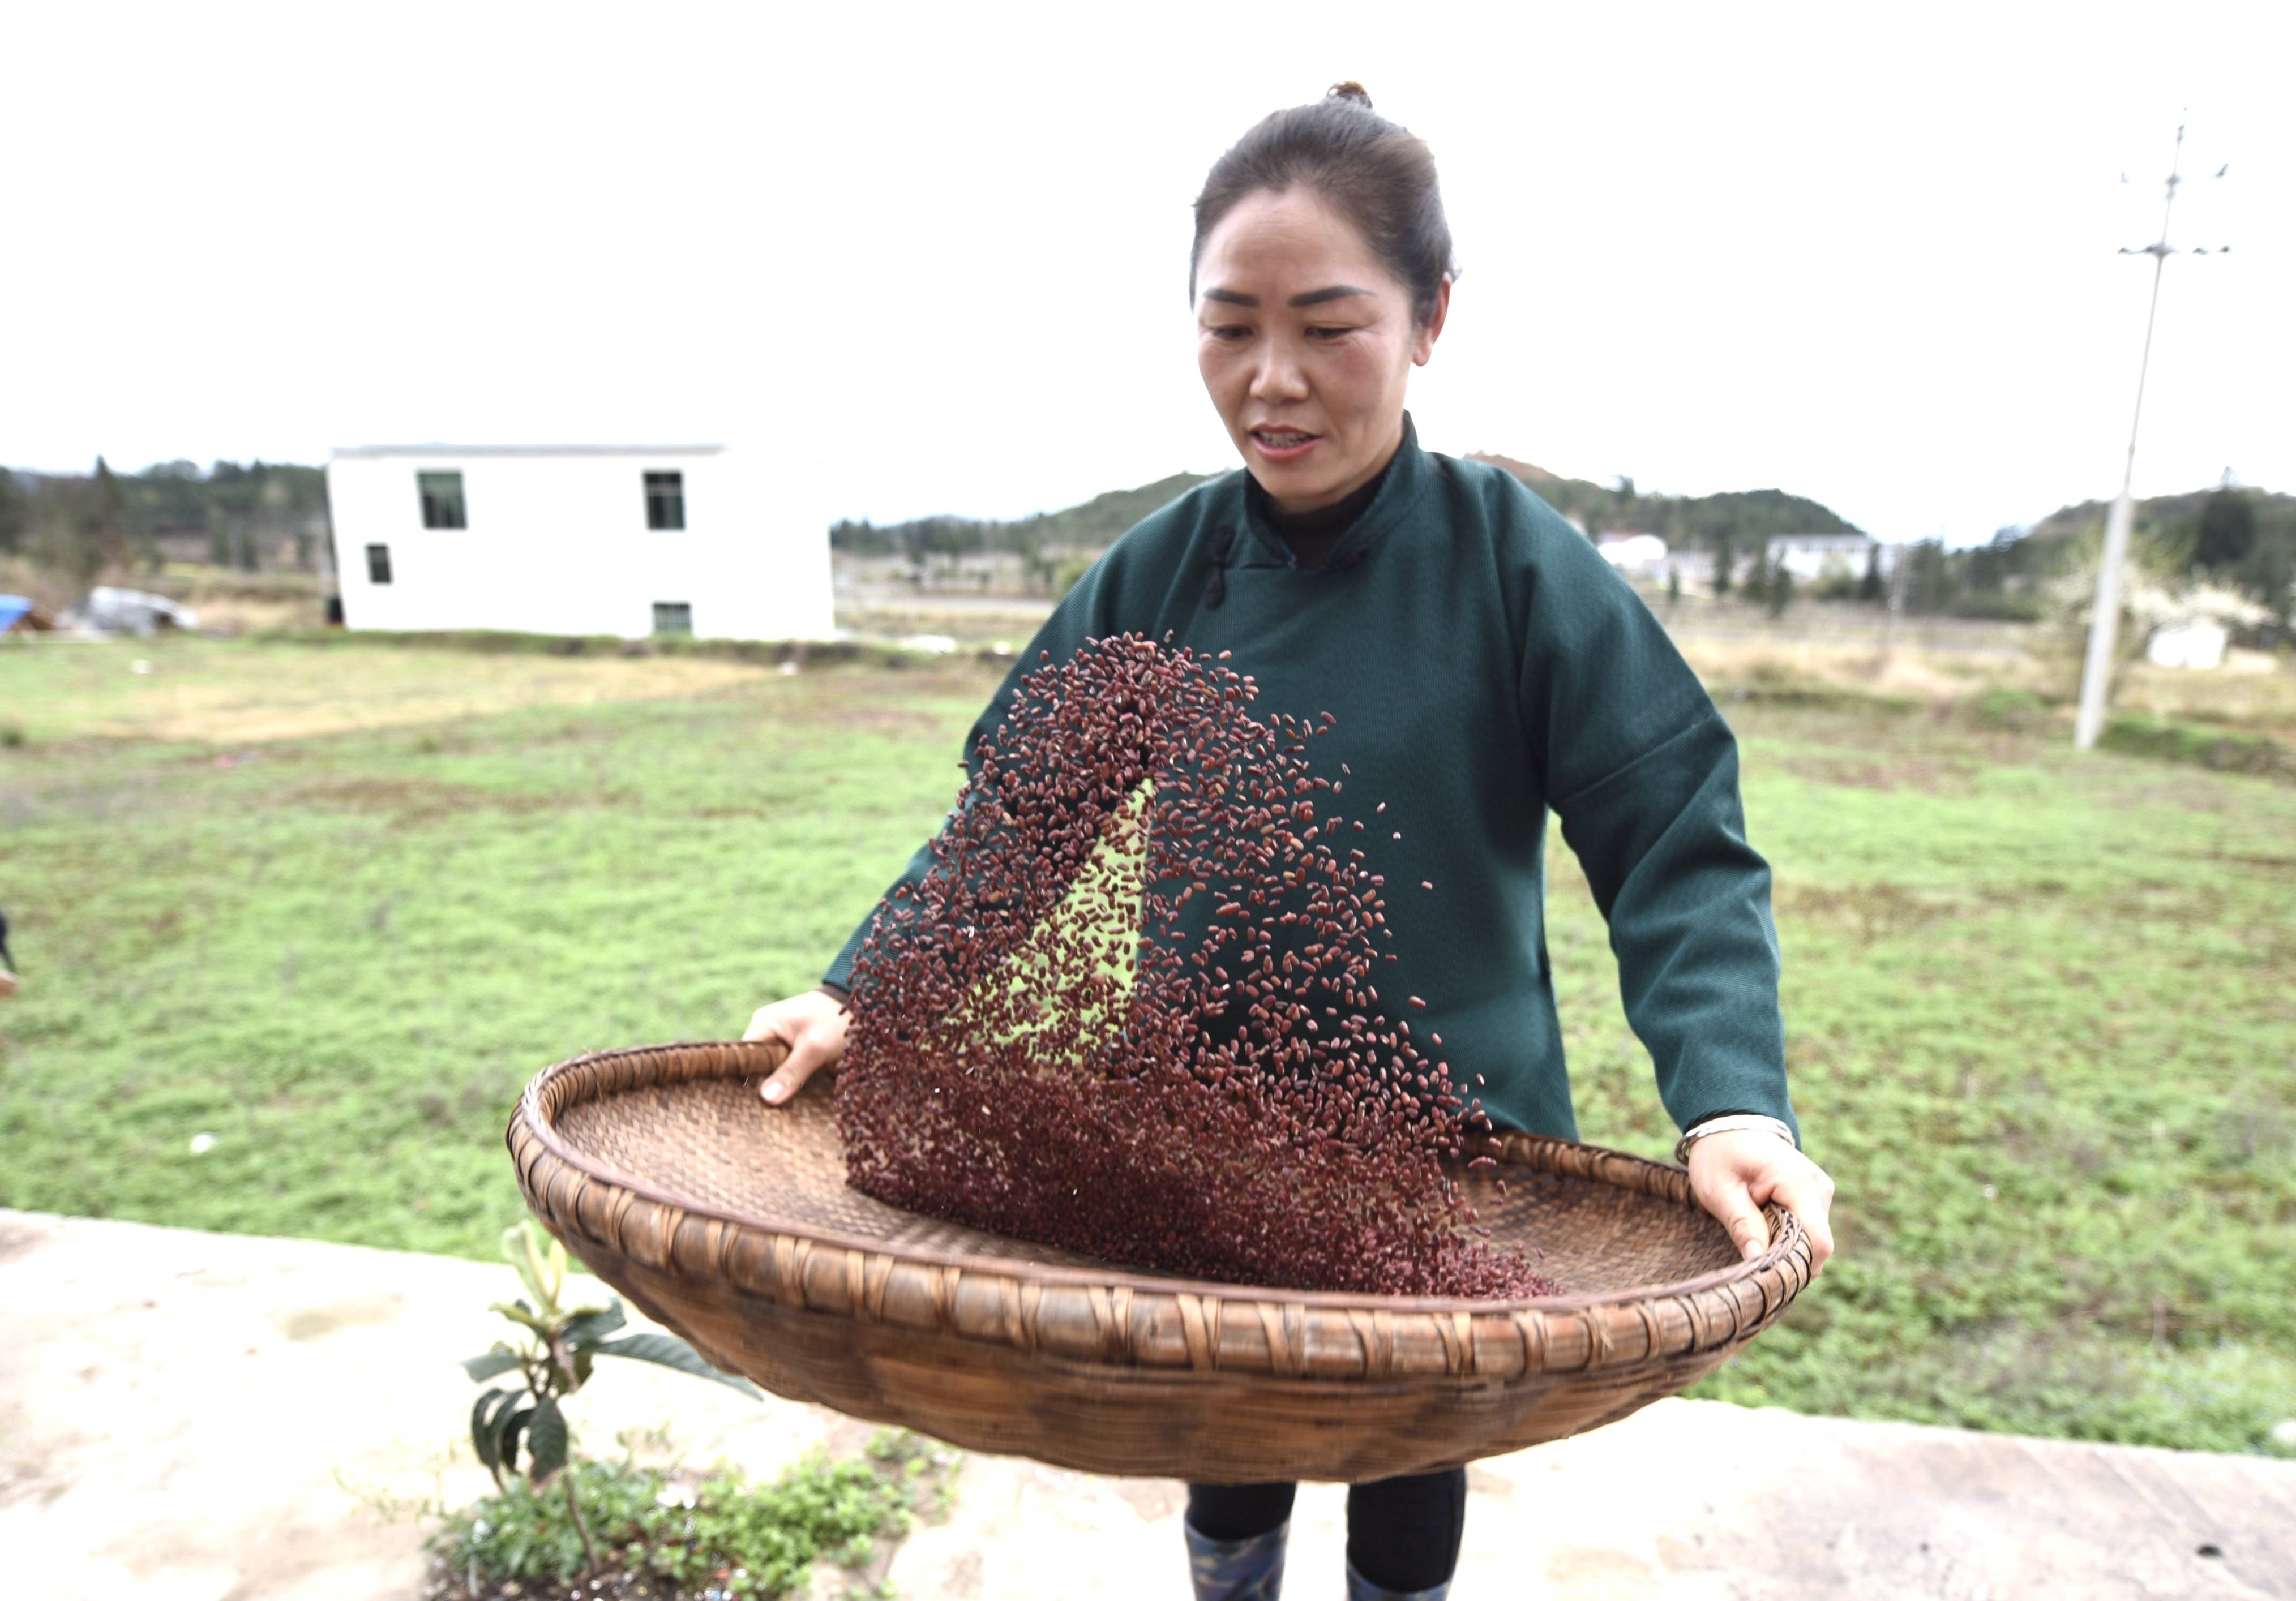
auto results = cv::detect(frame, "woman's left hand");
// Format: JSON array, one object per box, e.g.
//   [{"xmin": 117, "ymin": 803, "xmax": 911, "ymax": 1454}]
[{"xmin": 1686, "ymin": 1130, "xmax": 1836, "ymax": 1274}]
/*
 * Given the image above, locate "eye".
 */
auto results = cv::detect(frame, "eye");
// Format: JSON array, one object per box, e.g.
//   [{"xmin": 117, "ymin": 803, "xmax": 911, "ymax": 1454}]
[
  {"xmin": 1203, "ymin": 324, "xmax": 1252, "ymax": 342},
  {"xmin": 1307, "ymin": 325, "xmax": 1355, "ymax": 341}
]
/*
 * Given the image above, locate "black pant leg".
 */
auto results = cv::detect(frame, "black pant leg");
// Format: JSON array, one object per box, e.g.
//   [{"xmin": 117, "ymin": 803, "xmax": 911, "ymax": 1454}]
[
  {"xmin": 1185, "ymin": 1480, "xmax": 1298, "ymax": 1541},
  {"xmin": 1345, "ymin": 1467, "xmax": 1467, "ymax": 1592}
]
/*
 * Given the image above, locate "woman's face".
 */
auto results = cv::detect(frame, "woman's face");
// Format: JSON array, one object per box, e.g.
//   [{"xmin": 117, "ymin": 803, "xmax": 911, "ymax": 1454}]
[{"xmin": 1195, "ymin": 186, "xmax": 1447, "ymax": 514}]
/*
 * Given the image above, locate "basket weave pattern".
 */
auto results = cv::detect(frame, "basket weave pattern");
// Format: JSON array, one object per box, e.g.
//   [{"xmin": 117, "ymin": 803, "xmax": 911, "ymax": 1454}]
[{"xmin": 510, "ymin": 1040, "xmax": 1813, "ymax": 1480}]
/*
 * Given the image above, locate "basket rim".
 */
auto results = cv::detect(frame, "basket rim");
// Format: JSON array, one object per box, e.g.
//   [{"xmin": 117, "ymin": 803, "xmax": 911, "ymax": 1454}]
[{"xmin": 512, "ymin": 1037, "xmax": 1808, "ymax": 1319}]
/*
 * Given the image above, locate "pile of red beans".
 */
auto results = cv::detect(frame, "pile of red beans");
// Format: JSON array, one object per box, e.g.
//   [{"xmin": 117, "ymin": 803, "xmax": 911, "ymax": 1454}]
[{"xmin": 836, "ymin": 635, "xmax": 1553, "ymax": 1299}]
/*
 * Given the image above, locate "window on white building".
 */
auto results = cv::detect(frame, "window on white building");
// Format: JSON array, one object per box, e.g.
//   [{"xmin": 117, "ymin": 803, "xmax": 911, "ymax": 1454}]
[
  {"xmin": 366, "ymin": 543, "xmax": 393, "ymax": 585},
  {"xmin": 418, "ymin": 471, "xmax": 466, "ymax": 530},
  {"xmin": 653, "ymin": 602, "xmax": 693, "ymax": 636},
  {"xmin": 645, "ymin": 471, "xmax": 685, "ymax": 531}
]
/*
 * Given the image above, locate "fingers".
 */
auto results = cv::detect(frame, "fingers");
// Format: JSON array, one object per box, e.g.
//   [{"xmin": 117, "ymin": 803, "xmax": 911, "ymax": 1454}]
[
  {"xmin": 1768, "ymin": 1171, "xmax": 1837, "ymax": 1273},
  {"xmin": 742, "ymin": 991, "xmax": 854, "ymax": 1108},
  {"xmin": 760, "ymin": 1033, "xmax": 832, "ymax": 1105},
  {"xmin": 1689, "ymin": 1132, "xmax": 1839, "ymax": 1275},
  {"xmin": 1711, "ymin": 1186, "xmax": 1772, "ymax": 1261}
]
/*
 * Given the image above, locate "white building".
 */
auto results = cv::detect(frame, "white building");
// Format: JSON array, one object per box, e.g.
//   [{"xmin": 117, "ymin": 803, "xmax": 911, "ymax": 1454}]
[
  {"xmin": 2146, "ymin": 620, "xmax": 2230, "ymax": 670},
  {"xmin": 325, "ymin": 445, "xmax": 833, "ymax": 641},
  {"xmin": 1596, "ymin": 533, "xmax": 1669, "ymax": 577},
  {"xmin": 1766, "ymin": 533, "xmax": 1878, "ymax": 583}
]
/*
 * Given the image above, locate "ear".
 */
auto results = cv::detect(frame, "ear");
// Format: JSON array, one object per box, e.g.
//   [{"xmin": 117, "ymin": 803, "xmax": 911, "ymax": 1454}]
[{"xmin": 1412, "ymin": 276, "xmax": 1452, "ymax": 366}]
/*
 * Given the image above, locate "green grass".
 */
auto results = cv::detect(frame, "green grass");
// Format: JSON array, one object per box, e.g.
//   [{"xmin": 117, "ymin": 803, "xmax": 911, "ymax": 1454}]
[{"xmin": 3, "ymin": 634, "xmax": 2292, "ymax": 1456}]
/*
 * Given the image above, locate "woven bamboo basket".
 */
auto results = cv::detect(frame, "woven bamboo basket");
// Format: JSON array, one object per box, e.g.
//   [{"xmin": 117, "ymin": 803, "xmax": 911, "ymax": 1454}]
[{"xmin": 509, "ymin": 1039, "xmax": 1813, "ymax": 1482}]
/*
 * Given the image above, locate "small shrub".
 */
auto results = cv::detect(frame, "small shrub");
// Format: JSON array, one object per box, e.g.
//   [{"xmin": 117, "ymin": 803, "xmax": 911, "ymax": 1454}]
[
  {"xmin": 2099, "ymin": 714, "xmax": 2290, "ymax": 779},
  {"xmin": 462, "ymin": 1222, "xmax": 760, "ymax": 1572},
  {"xmin": 428, "ymin": 1439, "xmax": 950, "ymax": 1599},
  {"xmin": 1973, "ymin": 686, "xmax": 2050, "ymax": 731}
]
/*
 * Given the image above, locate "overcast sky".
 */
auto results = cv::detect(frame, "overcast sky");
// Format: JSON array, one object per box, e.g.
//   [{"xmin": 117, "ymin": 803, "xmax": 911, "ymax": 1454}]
[{"xmin": 5, "ymin": 2, "xmax": 2290, "ymax": 544}]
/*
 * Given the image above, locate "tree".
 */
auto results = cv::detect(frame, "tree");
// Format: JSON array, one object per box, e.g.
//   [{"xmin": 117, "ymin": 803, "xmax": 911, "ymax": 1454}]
[
  {"xmin": 1903, "ymin": 539, "xmax": 1959, "ymax": 615},
  {"xmin": 2192, "ymin": 484, "xmax": 2257, "ymax": 573},
  {"xmin": 1857, "ymin": 542, "xmax": 1885, "ymax": 604},
  {"xmin": 0, "ymin": 469, "xmax": 22, "ymax": 555},
  {"xmin": 88, "ymin": 458, "xmax": 130, "ymax": 574},
  {"xmin": 1712, "ymin": 532, "xmax": 1734, "ymax": 598},
  {"xmin": 1764, "ymin": 553, "xmax": 1794, "ymax": 618},
  {"xmin": 26, "ymin": 477, "xmax": 106, "ymax": 590},
  {"xmin": 2236, "ymin": 504, "xmax": 2295, "ymax": 633}
]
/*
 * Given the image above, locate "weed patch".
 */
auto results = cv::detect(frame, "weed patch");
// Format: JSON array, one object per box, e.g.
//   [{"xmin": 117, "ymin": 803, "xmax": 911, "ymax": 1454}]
[{"xmin": 2100, "ymin": 713, "xmax": 2292, "ymax": 782}]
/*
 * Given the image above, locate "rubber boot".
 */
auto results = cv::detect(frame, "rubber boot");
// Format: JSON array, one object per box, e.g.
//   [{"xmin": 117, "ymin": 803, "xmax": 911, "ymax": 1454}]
[
  {"xmin": 1345, "ymin": 1558, "xmax": 1450, "ymax": 1601},
  {"xmin": 1185, "ymin": 1517, "xmax": 1289, "ymax": 1600}
]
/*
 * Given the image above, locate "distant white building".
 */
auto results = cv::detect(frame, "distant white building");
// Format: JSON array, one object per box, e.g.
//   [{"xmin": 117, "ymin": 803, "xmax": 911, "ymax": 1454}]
[
  {"xmin": 2147, "ymin": 620, "xmax": 2230, "ymax": 670},
  {"xmin": 1766, "ymin": 533, "xmax": 1878, "ymax": 582},
  {"xmin": 325, "ymin": 445, "xmax": 833, "ymax": 641},
  {"xmin": 1596, "ymin": 533, "xmax": 1669, "ymax": 577}
]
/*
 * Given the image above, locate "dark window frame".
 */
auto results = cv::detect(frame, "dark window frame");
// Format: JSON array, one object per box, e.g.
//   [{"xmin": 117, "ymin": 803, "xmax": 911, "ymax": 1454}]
[
  {"xmin": 652, "ymin": 601, "xmax": 693, "ymax": 636},
  {"xmin": 366, "ymin": 543, "xmax": 393, "ymax": 585},
  {"xmin": 644, "ymin": 471, "xmax": 686, "ymax": 531},
  {"xmin": 418, "ymin": 470, "xmax": 467, "ymax": 530}
]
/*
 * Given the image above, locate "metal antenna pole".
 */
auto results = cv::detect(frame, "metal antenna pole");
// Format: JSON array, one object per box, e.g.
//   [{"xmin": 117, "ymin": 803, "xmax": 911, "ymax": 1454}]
[{"xmin": 2074, "ymin": 122, "xmax": 2229, "ymax": 750}]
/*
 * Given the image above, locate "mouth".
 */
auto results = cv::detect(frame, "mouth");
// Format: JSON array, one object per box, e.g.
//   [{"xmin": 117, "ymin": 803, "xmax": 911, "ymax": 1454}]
[{"xmin": 1249, "ymin": 426, "xmax": 1321, "ymax": 461}]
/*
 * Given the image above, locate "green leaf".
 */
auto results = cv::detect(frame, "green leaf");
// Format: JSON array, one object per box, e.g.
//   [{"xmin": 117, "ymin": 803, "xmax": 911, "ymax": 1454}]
[
  {"xmin": 462, "ymin": 1349, "xmax": 522, "ymax": 1383},
  {"xmin": 496, "ymin": 1404, "xmax": 535, "ymax": 1480},
  {"xmin": 469, "ymin": 1388, "xmax": 515, "ymax": 1470},
  {"xmin": 526, "ymin": 1396, "xmax": 568, "ymax": 1482},
  {"xmin": 489, "ymin": 1299, "xmax": 553, "ymax": 1336},
  {"xmin": 503, "ymin": 1221, "xmax": 565, "ymax": 1314},
  {"xmin": 590, "ymin": 1333, "xmax": 763, "ymax": 1398},
  {"xmin": 562, "ymin": 1302, "xmax": 627, "ymax": 1347},
  {"xmin": 542, "ymin": 1234, "xmax": 567, "ymax": 1306}
]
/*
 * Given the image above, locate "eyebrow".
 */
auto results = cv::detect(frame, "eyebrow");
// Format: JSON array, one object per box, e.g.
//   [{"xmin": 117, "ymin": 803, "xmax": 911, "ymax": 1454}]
[{"xmin": 1201, "ymin": 285, "xmax": 1376, "ymax": 308}]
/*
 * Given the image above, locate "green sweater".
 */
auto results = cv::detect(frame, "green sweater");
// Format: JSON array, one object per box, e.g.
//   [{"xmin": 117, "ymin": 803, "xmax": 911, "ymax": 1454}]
[{"xmin": 828, "ymin": 417, "xmax": 1797, "ymax": 1143}]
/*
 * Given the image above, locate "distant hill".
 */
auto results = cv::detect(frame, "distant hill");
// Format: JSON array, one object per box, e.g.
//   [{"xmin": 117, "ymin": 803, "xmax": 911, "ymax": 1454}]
[
  {"xmin": 2019, "ymin": 482, "xmax": 2295, "ymax": 631},
  {"xmin": 1467, "ymin": 451, "xmax": 1558, "ymax": 484},
  {"xmin": 2024, "ymin": 486, "xmax": 2296, "ymax": 550},
  {"xmin": 1463, "ymin": 454, "xmax": 1863, "ymax": 547},
  {"xmin": 837, "ymin": 456, "xmax": 1861, "ymax": 563},
  {"xmin": 832, "ymin": 471, "xmax": 1216, "ymax": 559}
]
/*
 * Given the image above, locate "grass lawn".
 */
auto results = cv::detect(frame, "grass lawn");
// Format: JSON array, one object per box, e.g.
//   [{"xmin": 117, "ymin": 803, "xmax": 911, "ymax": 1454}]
[{"xmin": 3, "ymin": 634, "xmax": 2291, "ymax": 1456}]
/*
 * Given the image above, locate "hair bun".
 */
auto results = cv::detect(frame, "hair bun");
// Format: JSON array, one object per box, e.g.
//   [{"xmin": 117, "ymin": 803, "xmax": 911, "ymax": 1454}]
[{"xmin": 1327, "ymin": 81, "xmax": 1373, "ymax": 108}]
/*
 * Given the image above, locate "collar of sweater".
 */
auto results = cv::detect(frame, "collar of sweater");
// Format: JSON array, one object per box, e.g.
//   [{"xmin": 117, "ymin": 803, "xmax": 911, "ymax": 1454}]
[{"xmin": 1231, "ymin": 412, "xmax": 1433, "ymax": 572}]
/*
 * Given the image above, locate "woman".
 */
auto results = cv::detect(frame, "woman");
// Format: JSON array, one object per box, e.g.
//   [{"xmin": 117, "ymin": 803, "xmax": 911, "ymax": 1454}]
[{"xmin": 746, "ymin": 83, "xmax": 1836, "ymax": 1601}]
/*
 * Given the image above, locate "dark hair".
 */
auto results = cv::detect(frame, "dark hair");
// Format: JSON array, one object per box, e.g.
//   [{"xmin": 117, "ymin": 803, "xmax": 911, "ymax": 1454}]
[{"xmin": 1189, "ymin": 82, "xmax": 1457, "ymax": 326}]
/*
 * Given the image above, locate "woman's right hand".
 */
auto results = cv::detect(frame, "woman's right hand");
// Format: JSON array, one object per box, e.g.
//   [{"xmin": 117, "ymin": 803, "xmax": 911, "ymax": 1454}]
[{"xmin": 741, "ymin": 988, "xmax": 852, "ymax": 1106}]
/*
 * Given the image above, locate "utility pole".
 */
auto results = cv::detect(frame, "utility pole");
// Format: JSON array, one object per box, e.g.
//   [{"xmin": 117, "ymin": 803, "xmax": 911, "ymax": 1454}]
[{"xmin": 2074, "ymin": 122, "xmax": 2231, "ymax": 750}]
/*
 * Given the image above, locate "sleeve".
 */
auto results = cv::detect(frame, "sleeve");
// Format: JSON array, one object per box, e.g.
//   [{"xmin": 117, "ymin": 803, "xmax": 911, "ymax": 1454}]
[
  {"xmin": 1513, "ymin": 499, "xmax": 1799, "ymax": 1143},
  {"xmin": 820, "ymin": 543, "xmax": 1137, "ymax": 993}
]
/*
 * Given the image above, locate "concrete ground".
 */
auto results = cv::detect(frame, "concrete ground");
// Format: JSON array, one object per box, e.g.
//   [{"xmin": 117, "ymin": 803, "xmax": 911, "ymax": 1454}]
[{"xmin": 3, "ymin": 1209, "xmax": 2291, "ymax": 1601}]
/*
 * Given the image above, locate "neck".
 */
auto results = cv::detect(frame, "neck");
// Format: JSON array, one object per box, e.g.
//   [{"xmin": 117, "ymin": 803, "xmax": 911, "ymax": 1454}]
[{"xmin": 1265, "ymin": 419, "xmax": 1406, "ymax": 517}]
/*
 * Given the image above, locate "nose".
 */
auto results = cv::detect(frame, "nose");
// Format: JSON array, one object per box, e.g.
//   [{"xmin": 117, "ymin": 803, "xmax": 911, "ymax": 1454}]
[{"xmin": 1248, "ymin": 334, "xmax": 1310, "ymax": 406}]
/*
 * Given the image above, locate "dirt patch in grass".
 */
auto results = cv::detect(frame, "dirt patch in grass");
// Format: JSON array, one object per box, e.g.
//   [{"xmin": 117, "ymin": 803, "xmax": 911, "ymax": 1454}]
[
  {"xmin": 288, "ymin": 776, "xmax": 569, "ymax": 824},
  {"xmin": 1774, "ymin": 881, "xmax": 1959, "ymax": 943},
  {"xmin": 0, "ymin": 638, "xmax": 777, "ymax": 746},
  {"xmin": 1771, "ymin": 750, "xmax": 1981, "ymax": 793},
  {"xmin": 1679, "ymin": 636, "xmax": 2047, "ymax": 708}
]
